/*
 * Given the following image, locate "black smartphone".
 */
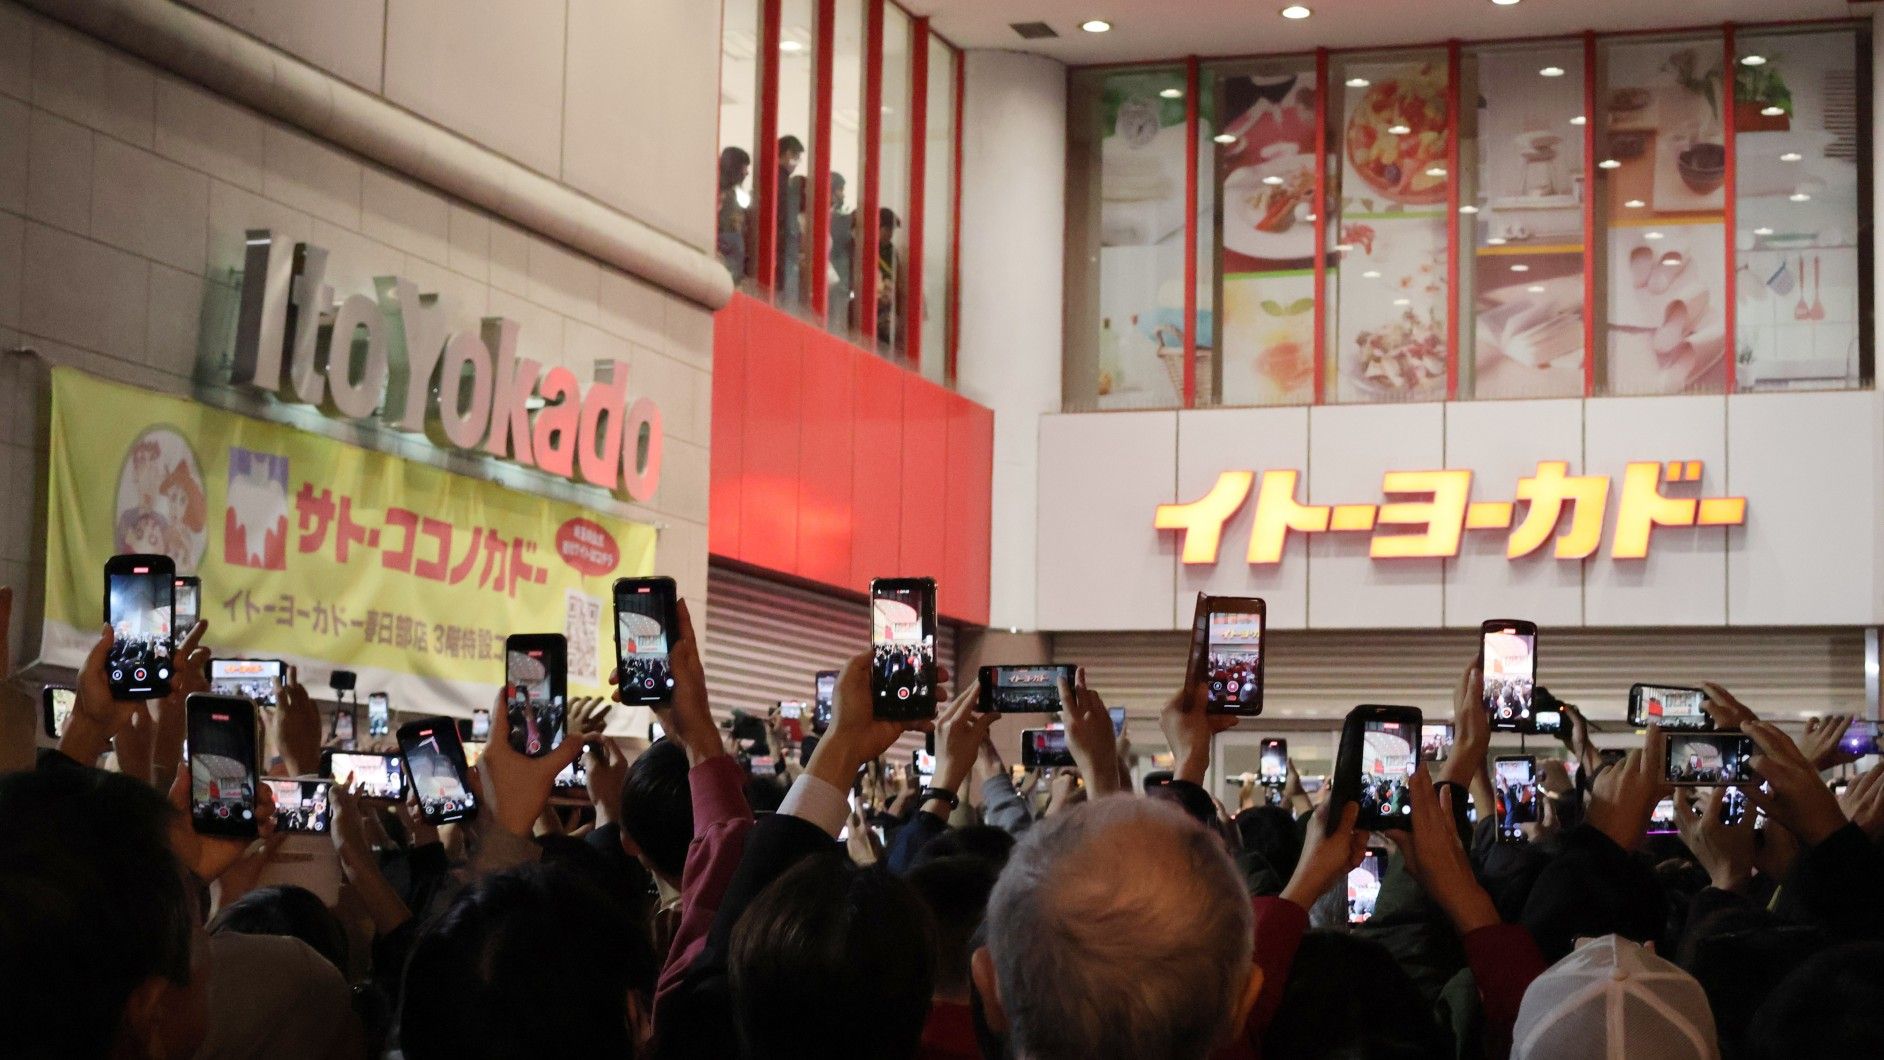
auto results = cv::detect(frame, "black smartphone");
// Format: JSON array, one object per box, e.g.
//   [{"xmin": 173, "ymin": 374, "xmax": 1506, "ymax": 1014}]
[
  {"xmin": 1723, "ymin": 787, "xmax": 1750, "ymax": 827},
  {"xmin": 1021, "ymin": 728, "xmax": 1077, "ymax": 769},
  {"xmin": 1647, "ymin": 797, "xmax": 1678, "ymax": 835},
  {"xmin": 1530, "ymin": 687, "xmax": 1563, "ymax": 737},
  {"xmin": 186, "ymin": 693, "xmax": 259, "ymax": 839},
  {"xmin": 504, "ymin": 633, "xmax": 568, "ymax": 757},
  {"xmin": 978, "ymin": 664, "xmax": 1077, "ymax": 713},
  {"xmin": 173, "ymin": 575, "xmax": 200, "ymax": 644},
  {"xmin": 1185, "ymin": 594, "xmax": 1265, "ymax": 716},
  {"xmin": 41, "ymin": 686, "xmax": 75, "ymax": 740},
  {"xmin": 1331, "ymin": 705, "xmax": 1422, "ymax": 831},
  {"xmin": 1259, "ymin": 738, "xmax": 1287, "ymax": 784},
  {"xmin": 104, "ymin": 554, "xmax": 176, "ymax": 699},
  {"xmin": 1480, "ymin": 620, "xmax": 1537, "ymax": 733},
  {"xmin": 553, "ymin": 756, "xmax": 589, "ymax": 795},
  {"xmin": 397, "ymin": 717, "xmax": 479, "ymax": 823},
  {"xmin": 332, "ymin": 708, "xmax": 355, "ymax": 743},
  {"xmin": 1493, "ymin": 755, "xmax": 1539, "ymax": 844},
  {"xmin": 914, "ymin": 747, "xmax": 936, "ymax": 784},
  {"xmin": 209, "ymin": 658, "xmax": 285, "ymax": 708},
  {"xmin": 368, "ymin": 692, "xmax": 390, "ymax": 737},
  {"xmin": 1348, "ymin": 847, "xmax": 1387, "ymax": 925},
  {"xmin": 813, "ymin": 671, "xmax": 837, "ymax": 733},
  {"xmin": 613, "ymin": 576, "xmax": 679, "ymax": 705},
  {"xmin": 1109, "ymin": 706, "xmax": 1126, "ymax": 736},
  {"xmin": 1839, "ymin": 721, "xmax": 1881, "ymax": 758},
  {"xmin": 263, "ymin": 778, "xmax": 333, "ymax": 834},
  {"xmin": 870, "ymin": 577, "xmax": 938, "ymax": 720},
  {"xmin": 471, "ymin": 707, "xmax": 491, "ymax": 740},
  {"xmin": 1665, "ymin": 732, "xmax": 1756, "ymax": 786},
  {"xmin": 323, "ymin": 750, "xmax": 406, "ymax": 799},
  {"xmin": 1629, "ymin": 683, "xmax": 1712, "ymax": 731},
  {"xmin": 1421, "ymin": 723, "xmax": 1454, "ymax": 762}
]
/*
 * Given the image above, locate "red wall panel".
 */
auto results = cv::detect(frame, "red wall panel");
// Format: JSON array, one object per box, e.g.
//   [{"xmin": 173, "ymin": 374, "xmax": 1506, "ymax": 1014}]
[
  {"xmin": 708, "ymin": 295, "xmax": 747, "ymax": 557},
  {"xmin": 796, "ymin": 331, "xmax": 856, "ymax": 588},
  {"xmin": 942, "ymin": 394, "xmax": 993, "ymax": 624},
  {"xmin": 738, "ymin": 301, "xmax": 804, "ymax": 574},
  {"xmin": 848, "ymin": 352, "xmax": 905, "ymax": 592},
  {"xmin": 899, "ymin": 375, "xmax": 950, "ymax": 586}
]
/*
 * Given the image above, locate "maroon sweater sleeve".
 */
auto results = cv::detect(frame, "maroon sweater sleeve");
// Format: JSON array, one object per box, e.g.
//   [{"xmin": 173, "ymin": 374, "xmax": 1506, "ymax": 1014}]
[
  {"xmin": 1244, "ymin": 896, "xmax": 1310, "ymax": 1049},
  {"xmin": 1460, "ymin": 923, "xmax": 1548, "ymax": 1060},
  {"xmin": 653, "ymin": 754, "xmax": 754, "ymax": 1012}
]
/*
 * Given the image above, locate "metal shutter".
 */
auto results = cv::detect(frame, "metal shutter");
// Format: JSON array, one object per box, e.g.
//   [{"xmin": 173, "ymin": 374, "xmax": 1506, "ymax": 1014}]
[
  {"xmin": 703, "ymin": 564, "xmax": 956, "ymax": 756},
  {"xmin": 1053, "ymin": 627, "xmax": 1865, "ymax": 727}
]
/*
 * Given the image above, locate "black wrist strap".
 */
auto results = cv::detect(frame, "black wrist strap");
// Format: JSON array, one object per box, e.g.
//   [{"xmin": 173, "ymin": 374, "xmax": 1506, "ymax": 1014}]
[{"xmin": 920, "ymin": 786, "xmax": 960, "ymax": 810}]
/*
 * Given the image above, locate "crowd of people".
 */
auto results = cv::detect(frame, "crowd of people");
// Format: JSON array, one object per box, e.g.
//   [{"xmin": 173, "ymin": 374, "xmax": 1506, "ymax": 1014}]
[{"xmin": 5, "ymin": 580, "xmax": 1884, "ymax": 1059}]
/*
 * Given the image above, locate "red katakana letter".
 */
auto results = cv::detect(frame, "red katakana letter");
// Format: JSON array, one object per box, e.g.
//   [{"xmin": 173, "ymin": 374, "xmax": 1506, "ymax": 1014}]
[
  {"xmin": 479, "ymin": 531, "xmax": 511, "ymax": 592},
  {"xmin": 415, "ymin": 518, "xmax": 453, "ymax": 581},
  {"xmin": 295, "ymin": 485, "xmax": 335, "ymax": 552},
  {"xmin": 381, "ymin": 508, "xmax": 419, "ymax": 572},
  {"xmin": 335, "ymin": 498, "xmax": 379, "ymax": 563},
  {"xmin": 447, "ymin": 528, "xmax": 486, "ymax": 585}
]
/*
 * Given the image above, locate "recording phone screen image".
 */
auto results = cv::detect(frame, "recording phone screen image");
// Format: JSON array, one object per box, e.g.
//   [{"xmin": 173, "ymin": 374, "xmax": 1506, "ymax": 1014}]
[
  {"xmin": 330, "ymin": 753, "xmax": 404, "ymax": 800},
  {"xmin": 1204, "ymin": 612, "xmax": 1262, "ymax": 707},
  {"xmin": 1420, "ymin": 724, "xmax": 1454, "ymax": 762},
  {"xmin": 210, "ymin": 659, "xmax": 284, "ymax": 708},
  {"xmin": 1482, "ymin": 629, "xmax": 1534, "ymax": 727},
  {"xmin": 505, "ymin": 648, "xmax": 565, "ymax": 756},
  {"xmin": 1347, "ymin": 851, "xmax": 1385, "ymax": 925},
  {"xmin": 1359, "ymin": 722, "xmax": 1416, "ymax": 822},
  {"xmin": 46, "ymin": 688, "xmax": 75, "ymax": 738},
  {"xmin": 1494, "ymin": 759, "xmax": 1538, "ymax": 840},
  {"xmin": 108, "ymin": 567, "xmax": 173, "ymax": 689},
  {"xmin": 1260, "ymin": 743, "xmax": 1286, "ymax": 782},
  {"xmin": 991, "ymin": 667, "xmax": 1066, "ymax": 712},
  {"xmin": 1638, "ymin": 685, "xmax": 1709, "ymax": 729},
  {"xmin": 616, "ymin": 588, "xmax": 674, "ymax": 696},
  {"xmin": 264, "ymin": 779, "xmax": 331, "ymax": 832},
  {"xmin": 174, "ymin": 579, "xmax": 199, "ymax": 634},
  {"xmin": 1648, "ymin": 798, "xmax": 1678, "ymax": 835},
  {"xmin": 553, "ymin": 758, "xmax": 588, "ymax": 791},
  {"xmin": 871, "ymin": 589, "xmax": 934, "ymax": 705},
  {"xmin": 405, "ymin": 733, "xmax": 475, "ymax": 817},
  {"xmin": 189, "ymin": 709, "xmax": 255, "ymax": 827},
  {"xmin": 1668, "ymin": 734, "xmax": 1753, "ymax": 785}
]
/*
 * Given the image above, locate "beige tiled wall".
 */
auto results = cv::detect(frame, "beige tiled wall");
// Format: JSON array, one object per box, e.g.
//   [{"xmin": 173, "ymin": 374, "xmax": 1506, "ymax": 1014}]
[{"xmin": 0, "ymin": 6, "xmax": 713, "ymax": 670}]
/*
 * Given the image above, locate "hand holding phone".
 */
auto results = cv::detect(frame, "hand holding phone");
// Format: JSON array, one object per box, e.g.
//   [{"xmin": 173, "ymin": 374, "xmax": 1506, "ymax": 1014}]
[
  {"xmin": 1259, "ymin": 738, "xmax": 1287, "ymax": 784},
  {"xmin": 1493, "ymin": 755, "xmax": 1539, "ymax": 843},
  {"xmin": 1331, "ymin": 705, "xmax": 1422, "ymax": 831},
  {"xmin": 504, "ymin": 633, "xmax": 568, "ymax": 757},
  {"xmin": 1185, "ymin": 595, "xmax": 1265, "ymax": 716},
  {"xmin": 1479, "ymin": 620, "xmax": 1536, "ymax": 733},
  {"xmin": 978, "ymin": 665, "xmax": 1077, "ymax": 713},
  {"xmin": 396, "ymin": 718, "xmax": 478, "ymax": 824},
  {"xmin": 614, "ymin": 577, "xmax": 679, "ymax": 705},
  {"xmin": 187, "ymin": 694, "xmax": 260, "ymax": 839},
  {"xmin": 1629, "ymin": 683, "xmax": 1712, "ymax": 731},
  {"xmin": 104, "ymin": 554, "xmax": 176, "ymax": 700},
  {"xmin": 869, "ymin": 578, "xmax": 938, "ymax": 721}
]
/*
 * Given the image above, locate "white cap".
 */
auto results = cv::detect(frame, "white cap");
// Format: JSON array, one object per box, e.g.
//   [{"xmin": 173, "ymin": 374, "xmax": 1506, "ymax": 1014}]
[{"xmin": 1512, "ymin": 935, "xmax": 1719, "ymax": 1060}]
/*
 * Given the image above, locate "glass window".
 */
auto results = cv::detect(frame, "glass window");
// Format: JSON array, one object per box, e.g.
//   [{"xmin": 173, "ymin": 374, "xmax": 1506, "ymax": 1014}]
[
  {"xmin": 774, "ymin": 0, "xmax": 816, "ymax": 312},
  {"xmin": 1209, "ymin": 59, "xmax": 1318, "ymax": 406},
  {"xmin": 827, "ymin": 0, "xmax": 866, "ymax": 338},
  {"xmin": 717, "ymin": 0, "xmax": 760, "ymax": 288},
  {"xmin": 1328, "ymin": 53, "xmax": 1452, "ymax": 403},
  {"xmin": 876, "ymin": 5, "xmax": 914, "ymax": 359},
  {"xmin": 1596, "ymin": 35, "xmax": 1728, "ymax": 396},
  {"xmin": 1733, "ymin": 28, "xmax": 1869, "ymax": 391},
  {"xmin": 1461, "ymin": 41, "xmax": 1587, "ymax": 399},
  {"xmin": 917, "ymin": 36, "xmax": 956, "ymax": 385}
]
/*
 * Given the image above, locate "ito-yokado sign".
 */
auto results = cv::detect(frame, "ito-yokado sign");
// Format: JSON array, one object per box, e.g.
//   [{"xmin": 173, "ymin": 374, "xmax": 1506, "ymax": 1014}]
[{"xmin": 1155, "ymin": 461, "xmax": 1746, "ymax": 564}]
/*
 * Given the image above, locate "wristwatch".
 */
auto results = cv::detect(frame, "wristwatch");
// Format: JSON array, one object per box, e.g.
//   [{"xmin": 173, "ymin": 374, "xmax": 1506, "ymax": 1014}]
[{"xmin": 919, "ymin": 786, "xmax": 960, "ymax": 811}]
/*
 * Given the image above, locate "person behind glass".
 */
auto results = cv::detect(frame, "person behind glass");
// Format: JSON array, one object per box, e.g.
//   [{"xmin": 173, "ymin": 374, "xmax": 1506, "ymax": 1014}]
[
  {"xmin": 877, "ymin": 207, "xmax": 904, "ymax": 352},
  {"xmin": 828, "ymin": 172, "xmax": 854, "ymax": 332},
  {"xmin": 776, "ymin": 135, "xmax": 806, "ymax": 306},
  {"xmin": 717, "ymin": 146, "xmax": 752, "ymax": 280}
]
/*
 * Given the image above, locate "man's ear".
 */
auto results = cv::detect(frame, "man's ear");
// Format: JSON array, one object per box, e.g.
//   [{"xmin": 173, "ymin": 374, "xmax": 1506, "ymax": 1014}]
[
  {"xmin": 120, "ymin": 975, "xmax": 175, "ymax": 1057},
  {"xmin": 619, "ymin": 828, "xmax": 641, "ymax": 859},
  {"xmin": 1231, "ymin": 964, "xmax": 1266, "ymax": 1037},
  {"xmin": 970, "ymin": 946, "xmax": 1008, "ymax": 1035}
]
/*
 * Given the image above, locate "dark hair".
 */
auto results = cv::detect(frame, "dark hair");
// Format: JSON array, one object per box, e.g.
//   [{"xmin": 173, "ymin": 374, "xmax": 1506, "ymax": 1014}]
[
  {"xmin": 720, "ymin": 145, "xmax": 751, "ymax": 187},
  {"xmin": 0, "ymin": 766, "xmax": 196, "ymax": 1057},
  {"xmin": 209, "ymin": 884, "xmax": 350, "ymax": 973},
  {"xmin": 779, "ymin": 134, "xmax": 805, "ymax": 155},
  {"xmin": 1234, "ymin": 806, "xmax": 1303, "ymax": 880},
  {"xmin": 906, "ymin": 855, "xmax": 998, "ymax": 997},
  {"xmin": 914, "ymin": 824, "xmax": 1016, "ymax": 871},
  {"xmin": 731, "ymin": 854, "xmax": 936, "ymax": 1058},
  {"xmin": 1743, "ymin": 941, "xmax": 1884, "ymax": 1058},
  {"xmin": 400, "ymin": 864, "xmax": 656, "ymax": 1059},
  {"xmin": 1261, "ymin": 931, "xmax": 1446, "ymax": 1059},
  {"xmin": 744, "ymin": 773, "xmax": 788, "ymax": 815},
  {"xmin": 536, "ymin": 833, "xmax": 657, "ymax": 936},
  {"xmin": 619, "ymin": 737, "xmax": 693, "ymax": 882}
]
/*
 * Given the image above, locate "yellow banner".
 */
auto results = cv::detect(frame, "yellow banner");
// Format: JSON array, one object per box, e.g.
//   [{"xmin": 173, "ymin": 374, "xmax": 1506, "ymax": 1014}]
[{"xmin": 41, "ymin": 368, "xmax": 655, "ymax": 705}]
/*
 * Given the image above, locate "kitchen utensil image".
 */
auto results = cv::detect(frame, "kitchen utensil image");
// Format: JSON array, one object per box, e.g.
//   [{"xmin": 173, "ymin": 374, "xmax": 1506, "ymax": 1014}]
[
  {"xmin": 1810, "ymin": 256, "xmax": 1826, "ymax": 321},
  {"xmin": 1794, "ymin": 255, "xmax": 1812, "ymax": 320},
  {"xmin": 1765, "ymin": 259, "xmax": 1795, "ymax": 296}
]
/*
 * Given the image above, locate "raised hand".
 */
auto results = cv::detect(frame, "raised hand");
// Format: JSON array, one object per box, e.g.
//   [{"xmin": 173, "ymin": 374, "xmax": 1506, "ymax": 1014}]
[
  {"xmin": 1740, "ymin": 719, "xmax": 1847, "ymax": 847},
  {"xmin": 618, "ymin": 599, "xmax": 719, "ymax": 766},
  {"xmin": 1583, "ymin": 726, "xmax": 1669, "ymax": 852},
  {"xmin": 1838, "ymin": 763, "xmax": 1884, "ymax": 840},
  {"xmin": 928, "ymin": 683, "xmax": 994, "ymax": 811},
  {"xmin": 276, "ymin": 664, "xmax": 323, "ymax": 778},
  {"xmin": 166, "ymin": 760, "xmax": 275, "ymax": 884},
  {"xmin": 1437, "ymin": 660, "xmax": 1488, "ymax": 789},
  {"xmin": 1061, "ymin": 670, "xmax": 1121, "ymax": 796},
  {"xmin": 1798, "ymin": 713, "xmax": 1859, "ymax": 771},
  {"xmin": 1388, "ymin": 763, "xmax": 1500, "ymax": 933},
  {"xmin": 567, "ymin": 696, "xmax": 613, "ymax": 744},
  {"xmin": 60, "ymin": 626, "xmax": 134, "ymax": 764},
  {"xmin": 1674, "ymin": 787, "xmax": 1755, "ymax": 892},
  {"xmin": 584, "ymin": 737, "xmax": 629, "ymax": 826},
  {"xmin": 1281, "ymin": 799, "xmax": 1368, "ymax": 914},
  {"xmin": 804, "ymin": 652, "xmax": 933, "ymax": 795},
  {"xmin": 149, "ymin": 620, "xmax": 210, "ymax": 784},
  {"xmin": 1159, "ymin": 684, "xmax": 1236, "ymax": 786},
  {"xmin": 478, "ymin": 692, "xmax": 588, "ymax": 838}
]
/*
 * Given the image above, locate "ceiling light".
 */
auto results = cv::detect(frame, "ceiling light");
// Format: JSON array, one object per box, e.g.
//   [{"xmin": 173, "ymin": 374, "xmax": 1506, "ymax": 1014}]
[
  {"xmin": 1304, "ymin": 212, "xmax": 1317, "ymax": 221},
  {"xmin": 1426, "ymin": 166, "xmax": 1447, "ymax": 177},
  {"xmin": 1362, "ymin": 269, "xmax": 1382, "ymax": 278},
  {"xmin": 1598, "ymin": 158, "xmax": 1621, "ymax": 169},
  {"xmin": 1388, "ymin": 123, "xmax": 1411, "ymax": 135},
  {"xmin": 1492, "ymin": 0, "xmax": 1522, "ymax": 5},
  {"xmin": 1509, "ymin": 263, "xmax": 1530, "ymax": 272},
  {"xmin": 1624, "ymin": 198, "xmax": 1645, "ymax": 208},
  {"xmin": 1262, "ymin": 175, "xmax": 1285, "ymax": 186},
  {"xmin": 1760, "ymin": 105, "xmax": 1785, "ymax": 117},
  {"xmin": 778, "ymin": 40, "xmax": 804, "ymax": 53},
  {"xmin": 1459, "ymin": 204, "xmax": 1479, "ymax": 214},
  {"xmin": 1346, "ymin": 77, "xmax": 1371, "ymax": 88},
  {"xmin": 1160, "ymin": 87, "xmax": 1183, "ymax": 99},
  {"xmin": 1569, "ymin": 115, "xmax": 1587, "ymax": 126},
  {"xmin": 1526, "ymin": 284, "xmax": 1546, "ymax": 293},
  {"xmin": 1740, "ymin": 54, "xmax": 1766, "ymax": 67},
  {"xmin": 1486, "ymin": 237, "xmax": 1507, "ymax": 245},
  {"xmin": 1392, "ymin": 297, "xmax": 1411, "ymax": 306},
  {"xmin": 1644, "ymin": 231, "xmax": 1663, "ymax": 240},
  {"xmin": 1213, "ymin": 132, "xmax": 1237, "ymax": 144},
  {"xmin": 1754, "ymin": 226, "xmax": 1774, "ymax": 236},
  {"xmin": 1539, "ymin": 66, "xmax": 1565, "ymax": 77},
  {"xmin": 1079, "ymin": 19, "xmax": 1112, "ymax": 33},
  {"xmin": 1790, "ymin": 192, "xmax": 1812, "ymax": 202},
  {"xmin": 1281, "ymin": 5, "xmax": 1313, "ymax": 19},
  {"xmin": 1334, "ymin": 243, "xmax": 1353, "ymax": 252},
  {"xmin": 1780, "ymin": 151, "xmax": 1803, "ymax": 162}
]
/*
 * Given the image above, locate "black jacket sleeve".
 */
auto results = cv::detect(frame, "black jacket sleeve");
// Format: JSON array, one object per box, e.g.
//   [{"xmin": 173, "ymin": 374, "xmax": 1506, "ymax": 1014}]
[
  {"xmin": 1775, "ymin": 822, "xmax": 1884, "ymax": 937},
  {"xmin": 885, "ymin": 810, "xmax": 950, "ymax": 876}
]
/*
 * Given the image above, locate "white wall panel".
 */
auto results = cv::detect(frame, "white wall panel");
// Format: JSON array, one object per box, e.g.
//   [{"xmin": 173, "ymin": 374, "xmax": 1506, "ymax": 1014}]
[
  {"xmin": 384, "ymin": 0, "xmax": 565, "ymax": 176},
  {"xmin": 1174, "ymin": 406, "xmax": 1309, "ymax": 629},
  {"xmin": 183, "ymin": 0, "xmax": 386, "ymax": 91},
  {"xmin": 1306, "ymin": 403, "xmax": 1445, "ymax": 628},
  {"xmin": 1442, "ymin": 400, "xmax": 1584, "ymax": 628},
  {"xmin": 1727, "ymin": 391, "xmax": 1876, "ymax": 625},
  {"xmin": 1036, "ymin": 412, "xmax": 1177, "ymax": 630},
  {"xmin": 1583, "ymin": 396, "xmax": 1728, "ymax": 626}
]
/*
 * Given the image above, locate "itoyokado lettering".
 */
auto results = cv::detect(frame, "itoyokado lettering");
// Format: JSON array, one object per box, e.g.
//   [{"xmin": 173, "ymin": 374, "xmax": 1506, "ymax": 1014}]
[
  {"xmin": 230, "ymin": 230, "xmax": 661, "ymax": 500},
  {"xmin": 1155, "ymin": 462, "xmax": 1747, "ymax": 564}
]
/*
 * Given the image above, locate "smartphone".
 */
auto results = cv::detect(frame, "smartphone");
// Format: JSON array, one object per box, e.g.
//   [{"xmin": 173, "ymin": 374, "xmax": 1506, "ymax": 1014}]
[
  {"xmin": 472, "ymin": 707, "xmax": 491, "ymax": 740},
  {"xmin": 209, "ymin": 658, "xmax": 285, "ymax": 708},
  {"xmin": 504, "ymin": 633, "xmax": 568, "ymax": 757},
  {"xmin": 41, "ymin": 686, "xmax": 75, "ymax": 740},
  {"xmin": 1021, "ymin": 729, "xmax": 1077, "ymax": 769},
  {"xmin": 1723, "ymin": 787, "xmax": 1750, "ymax": 827},
  {"xmin": 368, "ymin": 693, "xmax": 390, "ymax": 737},
  {"xmin": 1109, "ymin": 706, "xmax": 1127, "ymax": 736},
  {"xmin": 333, "ymin": 708, "xmax": 355, "ymax": 742},
  {"xmin": 1664, "ymin": 732, "xmax": 1756, "ymax": 786},
  {"xmin": 397, "ymin": 718, "xmax": 479, "ymax": 823},
  {"xmin": 323, "ymin": 750, "xmax": 405, "ymax": 799},
  {"xmin": 1421, "ymin": 723, "xmax": 1454, "ymax": 763},
  {"xmin": 1480, "ymin": 620, "xmax": 1536, "ymax": 733},
  {"xmin": 1332, "ymin": 705, "xmax": 1422, "ymax": 831},
  {"xmin": 1839, "ymin": 721, "xmax": 1881, "ymax": 758},
  {"xmin": 1628, "ymin": 683, "xmax": 1712, "ymax": 731},
  {"xmin": 613, "ymin": 576, "xmax": 678, "ymax": 705},
  {"xmin": 1259, "ymin": 738, "xmax": 1288, "ymax": 784},
  {"xmin": 777, "ymin": 701, "xmax": 807, "ymax": 742},
  {"xmin": 173, "ymin": 576, "xmax": 200, "ymax": 644},
  {"xmin": 1185, "ymin": 594, "xmax": 1265, "ymax": 716},
  {"xmin": 1530, "ymin": 687, "xmax": 1563, "ymax": 737},
  {"xmin": 870, "ymin": 577, "xmax": 938, "ymax": 720},
  {"xmin": 186, "ymin": 694, "xmax": 259, "ymax": 839},
  {"xmin": 1647, "ymin": 797, "xmax": 1678, "ymax": 835},
  {"xmin": 104, "ymin": 554, "xmax": 176, "ymax": 699},
  {"xmin": 1493, "ymin": 755, "xmax": 1539, "ymax": 844},
  {"xmin": 1348, "ymin": 847, "xmax": 1387, "ymax": 925},
  {"xmin": 978, "ymin": 665, "xmax": 1077, "ymax": 713},
  {"xmin": 552, "ymin": 756, "xmax": 589, "ymax": 795},
  {"xmin": 914, "ymin": 748, "xmax": 936, "ymax": 784},
  {"xmin": 813, "ymin": 671, "xmax": 837, "ymax": 733},
  {"xmin": 263, "ymin": 778, "xmax": 333, "ymax": 834}
]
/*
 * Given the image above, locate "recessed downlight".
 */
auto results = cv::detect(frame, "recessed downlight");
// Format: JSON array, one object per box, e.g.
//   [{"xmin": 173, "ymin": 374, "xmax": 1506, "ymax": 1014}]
[
  {"xmin": 1346, "ymin": 77, "xmax": 1371, "ymax": 88},
  {"xmin": 1160, "ymin": 87, "xmax": 1183, "ymax": 99},
  {"xmin": 1281, "ymin": 5, "xmax": 1312, "ymax": 19},
  {"xmin": 1569, "ymin": 115, "xmax": 1587, "ymax": 126},
  {"xmin": 1740, "ymin": 54, "xmax": 1767, "ymax": 67},
  {"xmin": 1539, "ymin": 66, "xmax": 1565, "ymax": 78},
  {"xmin": 1598, "ymin": 158, "xmax": 1621, "ymax": 170},
  {"xmin": 1080, "ymin": 19, "xmax": 1112, "ymax": 33},
  {"xmin": 1213, "ymin": 132, "xmax": 1237, "ymax": 144},
  {"xmin": 779, "ymin": 40, "xmax": 804, "ymax": 53}
]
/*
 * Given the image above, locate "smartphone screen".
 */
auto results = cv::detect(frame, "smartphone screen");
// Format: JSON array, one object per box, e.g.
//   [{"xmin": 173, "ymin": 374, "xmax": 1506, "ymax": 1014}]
[
  {"xmin": 978, "ymin": 665, "xmax": 1076, "ymax": 713},
  {"xmin": 870, "ymin": 578, "xmax": 938, "ymax": 720},
  {"xmin": 105, "ymin": 554, "xmax": 175, "ymax": 699},
  {"xmin": 333, "ymin": 709, "xmax": 355, "ymax": 742},
  {"xmin": 504, "ymin": 634, "xmax": 568, "ymax": 757},
  {"xmin": 914, "ymin": 748, "xmax": 936, "ymax": 784},
  {"xmin": 777, "ymin": 701, "xmax": 806, "ymax": 743},
  {"xmin": 324, "ymin": 751, "xmax": 405, "ymax": 799},
  {"xmin": 1494, "ymin": 756, "xmax": 1539, "ymax": 843},
  {"xmin": 1109, "ymin": 706, "xmax": 1126, "ymax": 736},
  {"xmin": 1348, "ymin": 848, "xmax": 1387, "ymax": 925},
  {"xmin": 1647, "ymin": 797, "xmax": 1678, "ymax": 835},
  {"xmin": 209, "ymin": 659, "xmax": 285, "ymax": 708},
  {"xmin": 263, "ymin": 778, "xmax": 333, "ymax": 834},
  {"xmin": 398, "ymin": 719, "xmax": 478, "ymax": 823},
  {"xmin": 187, "ymin": 694, "xmax": 258, "ymax": 838},
  {"xmin": 1629, "ymin": 683, "xmax": 1712, "ymax": 731},
  {"xmin": 1335, "ymin": 706, "xmax": 1421, "ymax": 831},
  {"xmin": 1021, "ymin": 729, "xmax": 1076, "ymax": 769},
  {"xmin": 552, "ymin": 756, "xmax": 589, "ymax": 793},
  {"xmin": 1480, "ymin": 620, "xmax": 1536, "ymax": 732},
  {"xmin": 470, "ymin": 708, "xmax": 491, "ymax": 741},
  {"xmin": 1722, "ymin": 787, "xmax": 1749, "ymax": 827},
  {"xmin": 813, "ymin": 671, "xmax": 837, "ymax": 733},
  {"xmin": 1421, "ymin": 723, "xmax": 1454, "ymax": 762},
  {"xmin": 614, "ymin": 577, "xmax": 678, "ymax": 706},
  {"xmin": 1839, "ymin": 721, "xmax": 1881, "ymax": 758},
  {"xmin": 1530, "ymin": 693, "xmax": 1562, "ymax": 737},
  {"xmin": 173, "ymin": 576, "xmax": 200, "ymax": 643},
  {"xmin": 1259, "ymin": 738, "xmax": 1287, "ymax": 783},
  {"xmin": 41, "ymin": 686, "xmax": 75, "ymax": 740},
  {"xmin": 1664, "ymin": 732, "xmax": 1756, "ymax": 786},
  {"xmin": 1188, "ymin": 595, "xmax": 1265, "ymax": 715},
  {"xmin": 368, "ymin": 693, "xmax": 390, "ymax": 737}
]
